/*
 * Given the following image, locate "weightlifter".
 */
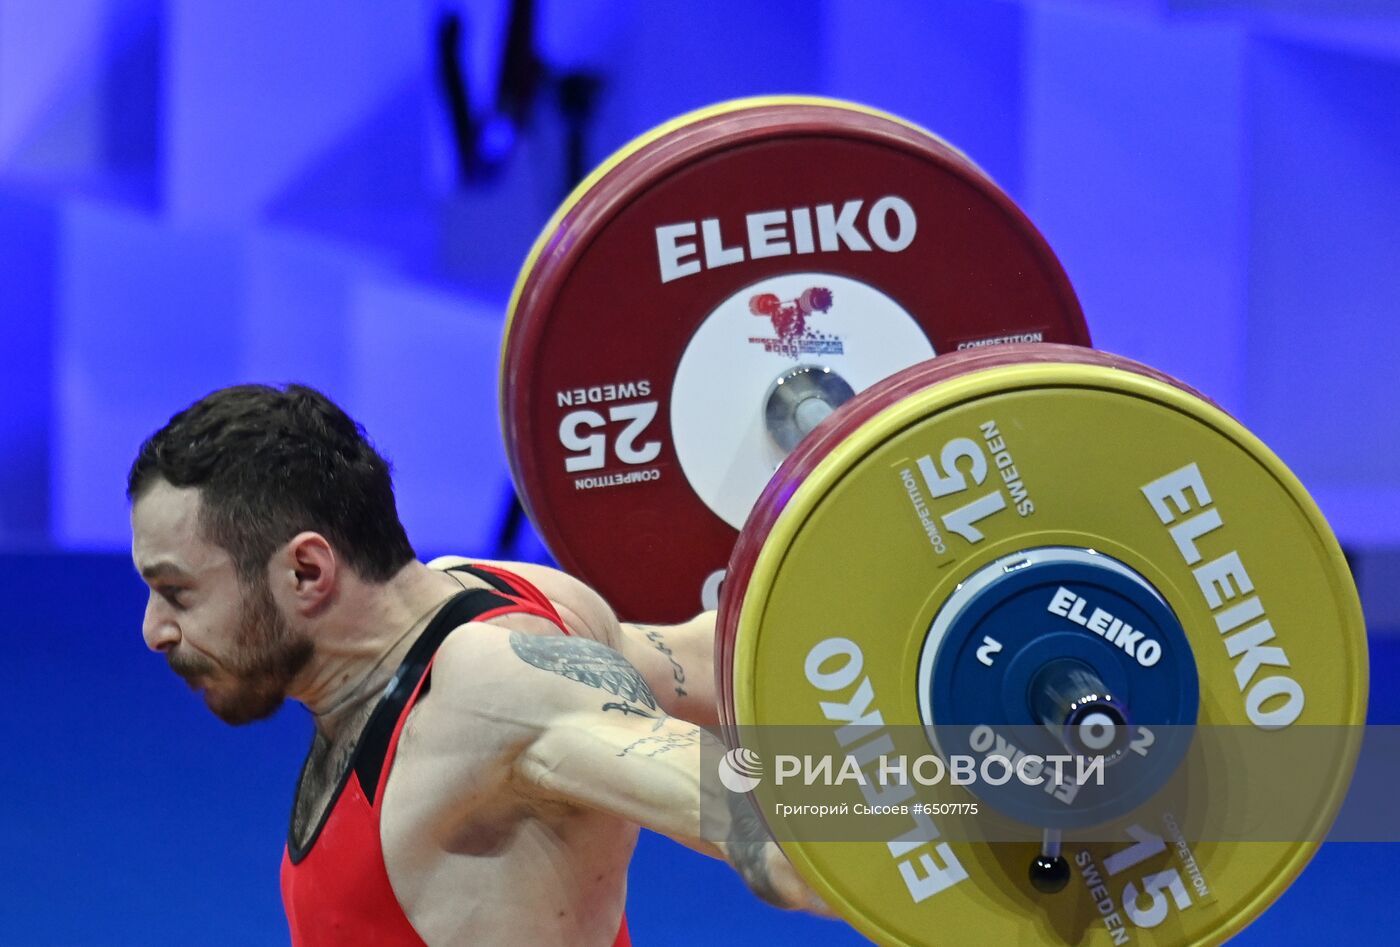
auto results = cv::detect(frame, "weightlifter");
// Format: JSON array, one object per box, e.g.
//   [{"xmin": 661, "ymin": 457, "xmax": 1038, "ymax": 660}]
[{"xmin": 127, "ymin": 382, "xmax": 826, "ymax": 945}]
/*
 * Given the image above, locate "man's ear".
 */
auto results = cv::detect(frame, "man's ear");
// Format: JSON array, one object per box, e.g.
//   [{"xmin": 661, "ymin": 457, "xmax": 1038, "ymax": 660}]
[{"xmin": 275, "ymin": 532, "xmax": 337, "ymax": 615}]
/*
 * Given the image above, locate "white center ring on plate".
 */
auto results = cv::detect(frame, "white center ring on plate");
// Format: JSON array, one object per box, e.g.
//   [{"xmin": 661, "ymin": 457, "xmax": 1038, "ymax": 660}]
[{"xmin": 670, "ymin": 272, "xmax": 935, "ymax": 529}]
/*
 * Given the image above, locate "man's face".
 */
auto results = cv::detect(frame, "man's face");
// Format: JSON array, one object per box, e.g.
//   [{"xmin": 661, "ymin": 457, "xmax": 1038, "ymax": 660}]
[{"xmin": 130, "ymin": 480, "xmax": 312, "ymax": 725}]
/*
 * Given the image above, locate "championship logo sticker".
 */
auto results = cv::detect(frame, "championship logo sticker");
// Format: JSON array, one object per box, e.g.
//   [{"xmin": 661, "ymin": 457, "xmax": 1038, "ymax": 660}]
[{"xmin": 748, "ymin": 287, "xmax": 844, "ymax": 359}]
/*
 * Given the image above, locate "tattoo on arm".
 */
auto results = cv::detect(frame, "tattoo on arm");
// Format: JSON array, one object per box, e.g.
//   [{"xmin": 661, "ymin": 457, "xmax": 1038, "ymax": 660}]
[
  {"xmin": 642, "ymin": 628, "xmax": 688, "ymax": 698},
  {"xmin": 509, "ymin": 633, "xmax": 660, "ymax": 711},
  {"xmin": 601, "ymin": 701, "xmax": 655, "ymax": 719},
  {"xmin": 613, "ymin": 725, "xmax": 701, "ymax": 759},
  {"xmin": 726, "ymin": 788, "xmax": 785, "ymax": 908},
  {"xmin": 602, "ymin": 701, "xmax": 666, "ymax": 733}
]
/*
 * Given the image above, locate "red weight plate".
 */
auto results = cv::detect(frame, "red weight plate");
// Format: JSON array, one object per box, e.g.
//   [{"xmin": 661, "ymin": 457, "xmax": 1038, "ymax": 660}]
[
  {"xmin": 715, "ymin": 344, "xmax": 1216, "ymax": 736},
  {"xmin": 503, "ymin": 97, "xmax": 1089, "ymax": 622}
]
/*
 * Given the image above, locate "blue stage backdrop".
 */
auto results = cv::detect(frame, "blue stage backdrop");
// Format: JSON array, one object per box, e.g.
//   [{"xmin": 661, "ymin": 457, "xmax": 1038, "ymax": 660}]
[{"xmin": 1, "ymin": 551, "xmax": 1397, "ymax": 944}]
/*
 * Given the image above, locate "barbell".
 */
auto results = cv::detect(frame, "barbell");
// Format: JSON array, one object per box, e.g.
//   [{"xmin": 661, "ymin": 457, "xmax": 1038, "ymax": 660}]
[{"xmin": 497, "ymin": 96, "xmax": 1367, "ymax": 946}]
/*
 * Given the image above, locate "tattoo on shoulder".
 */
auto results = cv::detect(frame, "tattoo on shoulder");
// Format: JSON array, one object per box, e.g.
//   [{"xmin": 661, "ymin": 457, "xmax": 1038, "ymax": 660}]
[{"xmin": 510, "ymin": 633, "xmax": 659, "ymax": 711}]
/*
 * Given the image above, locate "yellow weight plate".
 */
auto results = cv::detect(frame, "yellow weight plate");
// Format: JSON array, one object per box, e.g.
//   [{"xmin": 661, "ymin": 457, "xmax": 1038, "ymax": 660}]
[{"xmin": 724, "ymin": 349, "xmax": 1365, "ymax": 946}]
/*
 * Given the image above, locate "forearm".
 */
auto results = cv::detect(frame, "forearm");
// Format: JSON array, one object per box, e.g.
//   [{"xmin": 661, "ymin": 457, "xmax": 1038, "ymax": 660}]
[
  {"xmin": 621, "ymin": 612, "xmax": 720, "ymax": 726},
  {"xmin": 716, "ymin": 781, "xmax": 834, "ymax": 914},
  {"xmin": 718, "ymin": 781, "xmax": 789, "ymax": 907}
]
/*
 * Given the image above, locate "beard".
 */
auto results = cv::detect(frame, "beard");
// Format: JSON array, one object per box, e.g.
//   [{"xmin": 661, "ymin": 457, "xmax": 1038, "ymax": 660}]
[{"xmin": 167, "ymin": 577, "xmax": 314, "ymax": 726}]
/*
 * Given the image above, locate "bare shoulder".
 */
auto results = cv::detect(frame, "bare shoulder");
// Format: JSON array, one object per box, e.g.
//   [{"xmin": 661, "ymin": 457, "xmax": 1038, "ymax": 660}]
[
  {"xmin": 426, "ymin": 623, "xmax": 533, "ymax": 720},
  {"xmin": 426, "ymin": 554, "xmax": 623, "ymax": 648}
]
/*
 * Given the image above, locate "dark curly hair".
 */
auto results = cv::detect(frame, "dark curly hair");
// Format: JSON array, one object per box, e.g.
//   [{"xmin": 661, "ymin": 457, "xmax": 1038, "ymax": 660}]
[{"xmin": 128, "ymin": 384, "xmax": 416, "ymax": 584}]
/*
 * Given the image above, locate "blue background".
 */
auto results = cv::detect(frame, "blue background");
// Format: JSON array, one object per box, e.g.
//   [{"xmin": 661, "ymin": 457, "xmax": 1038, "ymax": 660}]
[{"xmin": 2, "ymin": 0, "xmax": 1398, "ymax": 943}]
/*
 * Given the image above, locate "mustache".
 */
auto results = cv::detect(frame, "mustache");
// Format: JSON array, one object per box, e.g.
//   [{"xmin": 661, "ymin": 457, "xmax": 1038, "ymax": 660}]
[{"xmin": 166, "ymin": 649, "xmax": 215, "ymax": 680}]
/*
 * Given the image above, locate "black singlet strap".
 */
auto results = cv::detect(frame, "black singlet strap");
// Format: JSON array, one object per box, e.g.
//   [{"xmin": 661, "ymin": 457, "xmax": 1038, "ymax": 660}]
[
  {"xmin": 353, "ymin": 588, "xmax": 515, "ymax": 804},
  {"xmin": 445, "ymin": 563, "xmax": 521, "ymax": 596}
]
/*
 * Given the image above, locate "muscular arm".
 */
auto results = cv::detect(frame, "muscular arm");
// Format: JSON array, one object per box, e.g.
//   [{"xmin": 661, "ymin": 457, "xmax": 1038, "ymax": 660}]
[
  {"xmin": 613, "ymin": 614, "xmax": 719, "ymax": 727},
  {"xmin": 427, "ymin": 555, "xmax": 721, "ymax": 726},
  {"xmin": 443, "ymin": 628, "xmax": 828, "ymax": 915}
]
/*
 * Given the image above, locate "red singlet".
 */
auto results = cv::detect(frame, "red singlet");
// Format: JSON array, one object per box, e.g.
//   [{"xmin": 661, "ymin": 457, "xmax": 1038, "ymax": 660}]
[{"xmin": 280, "ymin": 565, "xmax": 632, "ymax": 946}]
